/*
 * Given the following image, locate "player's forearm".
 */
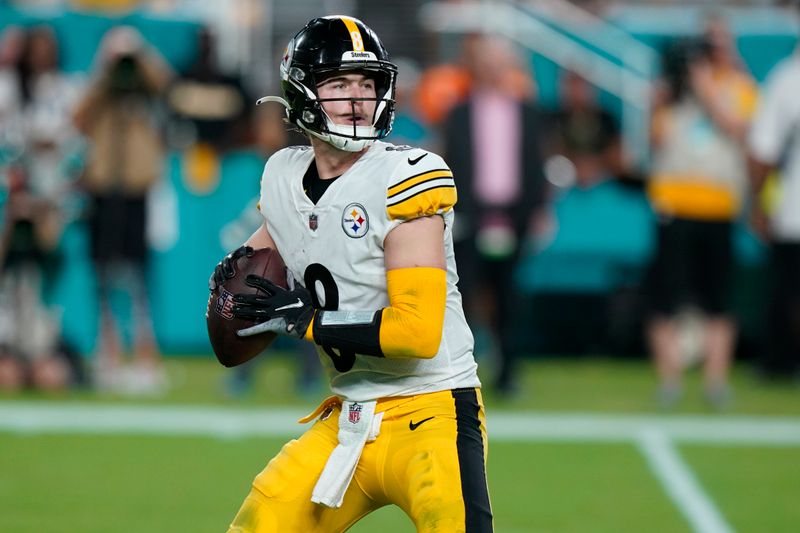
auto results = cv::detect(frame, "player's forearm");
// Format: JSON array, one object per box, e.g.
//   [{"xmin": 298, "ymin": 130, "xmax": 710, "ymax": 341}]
[
  {"xmin": 244, "ymin": 223, "xmax": 276, "ymax": 249},
  {"xmin": 306, "ymin": 267, "xmax": 446, "ymax": 359}
]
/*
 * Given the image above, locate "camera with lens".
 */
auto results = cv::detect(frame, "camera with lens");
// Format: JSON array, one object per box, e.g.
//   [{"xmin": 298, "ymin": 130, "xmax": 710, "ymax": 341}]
[{"xmin": 108, "ymin": 53, "xmax": 145, "ymax": 93}]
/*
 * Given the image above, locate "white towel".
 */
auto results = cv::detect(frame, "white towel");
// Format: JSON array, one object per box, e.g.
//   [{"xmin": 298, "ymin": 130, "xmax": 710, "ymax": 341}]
[{"xmin": 311, "ymin": 400, "xmax": 382, "ymax": 508}]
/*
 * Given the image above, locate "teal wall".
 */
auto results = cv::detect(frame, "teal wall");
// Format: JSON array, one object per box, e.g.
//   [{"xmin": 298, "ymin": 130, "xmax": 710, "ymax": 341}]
[{"xmin": 0, "ymin": 6, "xmax": 201, "ymax": 73}]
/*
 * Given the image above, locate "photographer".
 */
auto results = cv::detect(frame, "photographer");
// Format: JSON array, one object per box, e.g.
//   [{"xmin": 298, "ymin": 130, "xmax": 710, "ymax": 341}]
[
  {"xmin": 645, "ymin": 15, "xmax": 758, "ymax": 409},
  {"xmin": 73, "ymin": 26, "xmax": 172, "ymax": 393}
]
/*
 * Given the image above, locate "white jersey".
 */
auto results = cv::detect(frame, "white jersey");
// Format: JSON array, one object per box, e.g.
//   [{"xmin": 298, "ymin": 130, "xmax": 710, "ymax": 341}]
[
  {"xmin": 259, "ymin": 141, "xmax": 479, "ymax": 401},
  {"xmin": 749, "ymin": 52, "xmax": 800, "ymax": 241}
]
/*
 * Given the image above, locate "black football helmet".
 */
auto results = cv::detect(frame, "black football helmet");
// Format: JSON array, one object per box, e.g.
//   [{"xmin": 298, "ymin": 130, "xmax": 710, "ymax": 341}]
[{"xmin": 258, "ymin": 16, "xmax": 397, "ymax": 151}]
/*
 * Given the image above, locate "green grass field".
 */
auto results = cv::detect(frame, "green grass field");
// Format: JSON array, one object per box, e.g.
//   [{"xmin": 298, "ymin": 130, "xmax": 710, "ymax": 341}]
[{"xmin": 1, "ymin": 356, "xmax": 799, "ymax": 532}]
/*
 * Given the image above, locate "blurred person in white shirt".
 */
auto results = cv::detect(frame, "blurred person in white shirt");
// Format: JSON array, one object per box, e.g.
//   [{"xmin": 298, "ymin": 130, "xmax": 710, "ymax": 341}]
[{"xmin": 748, "ymin": 1, "xmax": 800, "ymax": 381}]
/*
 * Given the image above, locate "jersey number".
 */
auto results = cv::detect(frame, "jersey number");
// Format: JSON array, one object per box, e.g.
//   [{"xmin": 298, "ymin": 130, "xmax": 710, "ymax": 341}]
[{"xmin": 304, "ymin": 263, "xmax": 356, "ymax": 372}]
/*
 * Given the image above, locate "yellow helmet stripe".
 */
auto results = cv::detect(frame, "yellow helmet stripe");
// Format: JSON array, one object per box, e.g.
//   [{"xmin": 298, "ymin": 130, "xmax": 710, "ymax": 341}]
[{"xmin": 340, "ymin": 16, "xmax": 364, "ymax": 52}]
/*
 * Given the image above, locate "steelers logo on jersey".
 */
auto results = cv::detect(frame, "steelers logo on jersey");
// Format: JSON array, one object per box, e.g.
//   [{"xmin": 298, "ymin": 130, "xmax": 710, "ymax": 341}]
[{"xmin": 342, "ymin": 203, "xmax": 369, "ymax": 238}]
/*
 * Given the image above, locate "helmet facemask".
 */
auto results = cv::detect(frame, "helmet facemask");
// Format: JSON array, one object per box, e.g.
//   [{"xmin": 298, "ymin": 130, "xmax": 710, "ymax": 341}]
[{"xmin": 284, "ymin": 62, "xmax": 397, "ymax": 152}]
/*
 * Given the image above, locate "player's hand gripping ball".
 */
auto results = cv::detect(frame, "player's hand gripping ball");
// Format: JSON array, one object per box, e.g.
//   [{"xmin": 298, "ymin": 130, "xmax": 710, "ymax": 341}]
[{"xmin": 206, "ymin": 246, "xmax": 287, "ymax": 366}]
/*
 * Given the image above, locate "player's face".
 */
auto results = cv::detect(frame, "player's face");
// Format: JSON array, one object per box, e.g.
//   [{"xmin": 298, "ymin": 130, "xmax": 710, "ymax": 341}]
[{"xmin": 316, "ymin": 72, "xmax": 377, "ymax": 127}]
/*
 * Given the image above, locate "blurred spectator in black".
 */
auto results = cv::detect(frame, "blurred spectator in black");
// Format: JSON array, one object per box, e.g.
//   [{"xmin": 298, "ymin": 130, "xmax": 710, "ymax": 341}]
[
  {"xmin": 0, "ymin": 26, "xmax": 85, "ymax": 392},
  {"xmin": 646, "ymin": 16, "xmax": 757, "ymax": 409},
  {"xmin": 546, "ymin": 71, "xmax": 621, "ymax": 189},
  {"xmin": 166, "ymin": 26, "xmax": 251, "ymax": 192},
  {"xmin": 168, "ymin": 26, "xmax": 250, "ymax": 150},
  {"xmin": 748, "ymin": 2, "xmax": 800, "ymax": 382},
  {"xmin": 73, "ymin": 26, "xmax": 172, "ymax": 394},
  {"xmin": 443, "ymin": 34, "xmax": 545, "ymax": 396}
]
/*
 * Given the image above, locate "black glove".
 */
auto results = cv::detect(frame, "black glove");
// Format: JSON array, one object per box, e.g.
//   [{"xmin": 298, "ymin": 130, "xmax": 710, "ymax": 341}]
[
  {"xmin": 209, "ymin": 246, "xmax": 254, "ymax": 291},
  {"xmin": 232, "ymin": 276, "xmax": 315, "ymax": 339}
]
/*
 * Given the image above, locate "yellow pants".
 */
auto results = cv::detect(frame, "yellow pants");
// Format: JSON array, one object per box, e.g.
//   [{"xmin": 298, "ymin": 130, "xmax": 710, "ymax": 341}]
[{"xmin": 227, "ymin": 388, "xmax": 493, "ymax": 532}]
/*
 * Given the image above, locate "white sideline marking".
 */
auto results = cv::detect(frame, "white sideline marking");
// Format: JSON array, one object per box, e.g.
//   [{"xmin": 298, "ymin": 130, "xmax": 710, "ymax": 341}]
[
  {"xmin": 637, "ymin": 431, "xmax": 734, "ymax": 533},
  {"xmin": 1, "ymin": 403, "xmax": 800, "ymax": 445}
]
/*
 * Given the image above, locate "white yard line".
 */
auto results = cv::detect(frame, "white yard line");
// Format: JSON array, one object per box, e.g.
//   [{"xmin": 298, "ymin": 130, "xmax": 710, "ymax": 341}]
[
  {"xmin": 637, "ymin": 431, "xmax": 734, "ymax": 533},
  {"xmin": 487, "ymin": 412, "xmax": 800, "ymax": 446},
  {"xmin": 0, "ymin": 403, "xmax": 308, "ymax": 438},
  {"xmin": 4, "ymin": 402, "xmax": 796, "ymax": 533}
]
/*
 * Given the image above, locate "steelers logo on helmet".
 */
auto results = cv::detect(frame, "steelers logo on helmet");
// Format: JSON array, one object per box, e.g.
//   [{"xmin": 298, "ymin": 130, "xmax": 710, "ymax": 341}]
[
  {"xmin": 280, "ymin": 38, "xmax": 295, "ymax": 76},
  {"xmin": 261, "ymin": 16, "xmax": 398, "ymax": 152},
  {"xmin": 342, "ymin": 203, "xmax": 369, "ymax": 238}
]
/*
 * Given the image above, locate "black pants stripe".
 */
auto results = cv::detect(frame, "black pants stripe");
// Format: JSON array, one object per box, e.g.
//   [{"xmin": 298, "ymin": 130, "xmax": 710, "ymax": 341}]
[{"xmin": 452, "ymin": 388, "xmax": 493, "ymax": 532}]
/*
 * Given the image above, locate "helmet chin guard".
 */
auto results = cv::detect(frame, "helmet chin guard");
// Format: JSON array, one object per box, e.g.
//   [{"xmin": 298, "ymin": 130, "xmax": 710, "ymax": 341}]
[
  {"xmin": 312, "ymin": 121, "xmax": 377, "ymax": 152},
  {"xmin": 257, "ymin": 16, "xmax": 397, "ymax": 152}
]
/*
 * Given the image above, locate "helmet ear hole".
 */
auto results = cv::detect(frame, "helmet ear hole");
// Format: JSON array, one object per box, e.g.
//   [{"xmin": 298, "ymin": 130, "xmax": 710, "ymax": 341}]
[{"xmin": 289, "ymin": 67, "xmax": 306, "ymax": 81}]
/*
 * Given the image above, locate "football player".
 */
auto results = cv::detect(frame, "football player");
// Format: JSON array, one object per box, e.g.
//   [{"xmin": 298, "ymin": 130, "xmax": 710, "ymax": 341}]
[{"xmin": 211, "ymin": 16, "xmax": 492, "ymax": 532}]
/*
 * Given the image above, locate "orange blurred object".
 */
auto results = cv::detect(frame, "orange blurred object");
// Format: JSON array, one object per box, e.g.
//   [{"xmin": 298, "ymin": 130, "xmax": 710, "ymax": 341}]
[{"xmin": 415, "ymin": 64, "xmax": 471, "ymax": 126}]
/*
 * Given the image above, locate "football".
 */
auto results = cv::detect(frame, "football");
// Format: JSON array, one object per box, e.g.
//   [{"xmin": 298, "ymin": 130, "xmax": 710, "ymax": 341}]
[{"xmin": 206, "ymin": 247, "xmax": 287, "ymax": 367}]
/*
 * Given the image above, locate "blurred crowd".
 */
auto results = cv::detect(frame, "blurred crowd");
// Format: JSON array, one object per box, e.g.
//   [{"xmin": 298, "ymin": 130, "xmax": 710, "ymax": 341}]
[
  {"xmin": 1, "ymin": 5, "xmax": 799, "ymax": 408},
  {"xmin": 0, "ymin": 21, "xmax": 289, "ymax": 395}
]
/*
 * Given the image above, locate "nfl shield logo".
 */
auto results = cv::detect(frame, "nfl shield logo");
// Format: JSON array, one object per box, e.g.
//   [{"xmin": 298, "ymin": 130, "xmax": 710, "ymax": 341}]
[
  {"xmin": 309, "ymin": 213, "xmax": 318, "ymax": 231},
  {"xmin": 348, "ymin": 402, "xmax": 362, "ymax": 424},
  {"xmin": 215, "ymin": 288, "xmax": 235, "ymax": 320}
]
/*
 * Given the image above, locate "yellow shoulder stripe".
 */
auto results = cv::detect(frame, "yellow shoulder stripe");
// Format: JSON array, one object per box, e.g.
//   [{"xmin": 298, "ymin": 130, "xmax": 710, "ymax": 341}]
[
  {"xmin": 387, "ymin": 169, "xmax": 453, "ymax": 198},
  {"xmin": 386, "ymin": 186, "xmax": 457, "ymax": 220}
]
